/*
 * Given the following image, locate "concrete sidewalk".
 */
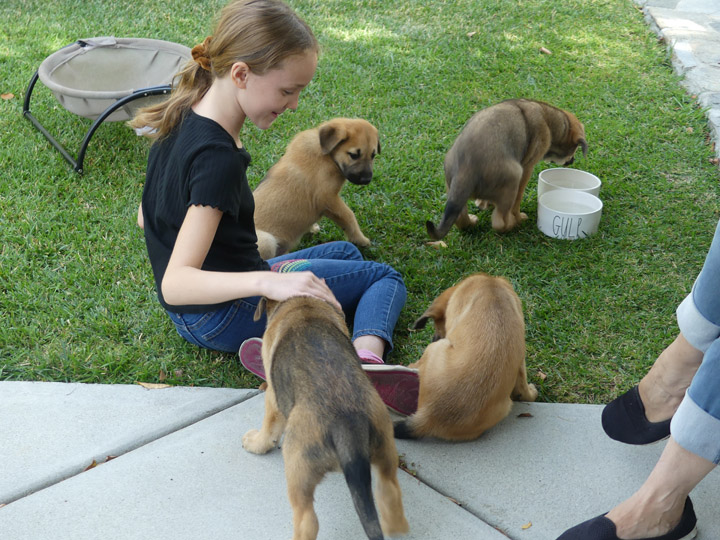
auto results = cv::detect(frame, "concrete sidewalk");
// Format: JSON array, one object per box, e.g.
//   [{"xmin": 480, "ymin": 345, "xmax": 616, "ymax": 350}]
[
  {"xmin": 634, "ymin": 0, "xmax": 720, "ymax": 162},
  {"xmin": 2, "ymin": 2, "xmax": 719, "ymax": 539},
  {"xmin": 1, "ymin": 381, "xmax": 719, "ymax": 539}
]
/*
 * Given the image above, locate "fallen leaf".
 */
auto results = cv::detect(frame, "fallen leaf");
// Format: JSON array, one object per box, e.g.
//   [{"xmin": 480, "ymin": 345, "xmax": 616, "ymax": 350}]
[
  {"xmin": 158, "ymin": 369, "xmax": 167, "ymax": 382},
  {"xmin": 517, "ymin": 412, "xmax": 534, "ymax": 418},
  {"xmin": 710, "ymin": 158, "xmax": 719, "ymax": 166},
  {"xmin": 425, "ymin": 240, "xmax": 448, "ymax": 249},
  {"xmin": 137, "ymin": 382, "xmax": 171, "ymax": 390},
  {"xmin": 522, "ymin": 521, "xmax": 532, "ymax": 530},
  {"xmin": 105, "ymin": 455, "xmax": 117, "ymax": 463},
  {"xmin": 539, "ymin": 46, "xmax": 552, "ymax": 55},
  {"xmin": 398, "ymin": 455, "xmax": 418, "ymax": 476},
  {"xmin": 686, "ymin": 126, "xmax": 694, "ymax": 134},
  {"xmin": 537, "ymin": 369, "xmax": 547, "ymax": 380},
  {"xmin": 467, "ymin": 31, "xmax": 477, "ymax": 38},
  {"xmin": 84, "ymin": 460, "xmax": 98, "ymax": 472},
  {"xmin": 1, "ymin": 93, "xmax": 14, "ymax": 100}
]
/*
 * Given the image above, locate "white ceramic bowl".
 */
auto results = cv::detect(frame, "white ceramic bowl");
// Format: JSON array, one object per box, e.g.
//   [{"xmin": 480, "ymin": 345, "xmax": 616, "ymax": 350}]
[
  {"xmin": 537, "ymin": 190, "xmax": 603, "ymax": 240},
  {"xmin": 538, "ymin": 168, "xmax": 602, "ymax": 198}
]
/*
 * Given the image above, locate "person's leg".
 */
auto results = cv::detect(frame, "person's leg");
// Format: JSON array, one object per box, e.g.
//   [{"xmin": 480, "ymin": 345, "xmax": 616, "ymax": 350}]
[
  {"xmin": 272, "ymin": 245, "xmax": 407, "ymax": 353},
  {"xmin": 637, "ymin": 334, "xmax": 702, "ymax": 422},
  {"xmin": 167, "ymin": 299, "xmax": 263, "ymax": 353},
  {"xmin": 604, "ymin": 437, "xmax": 713, "ymax": 539},
  {"xmin": 557, "ymin": 436, "xmax": 710, "ymax": 539},
  {"xmin": 268, "ymin": 241, "xmax": 364, "ymax": 267},
  {"xmin": 166, "ymin": 243, "xmax": 363, "ymax": 353},
  {"xmin": 604, "ymin": 220, "xmax": 720, "ymax": 443},
  {"xmin": 640, "ymin": 219, "xmax": 720, "ymax": 420},
  {"xmin": 269, "ymin": 241, "xmax": 406, "ymax": 353}
]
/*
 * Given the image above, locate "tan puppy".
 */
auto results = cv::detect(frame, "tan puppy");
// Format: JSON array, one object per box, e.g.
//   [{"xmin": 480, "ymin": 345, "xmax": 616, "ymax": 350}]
[
  {"xmin": 394, "ymin": 273, "xmax": 538, "ymax": 441},
  {"xmin": 242, "ymin": 296, "xmax": 409, "ymax": 540},
  {"xmin": 426, "ymin": 99, "xmax": 587, "ymax": 239},
  {"xmin": 253, "ymin": 118, "xmax": 381, "ymax": 259}
]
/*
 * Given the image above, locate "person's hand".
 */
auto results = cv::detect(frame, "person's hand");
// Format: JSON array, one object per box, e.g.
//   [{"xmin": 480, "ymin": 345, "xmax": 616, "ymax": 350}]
[{"xmin": 263, "ymin": 271, "xmax": 341, "ymax": 311}]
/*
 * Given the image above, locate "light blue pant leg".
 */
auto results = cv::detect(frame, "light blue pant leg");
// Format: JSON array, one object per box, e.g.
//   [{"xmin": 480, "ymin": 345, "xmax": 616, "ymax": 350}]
[{"xmin": 672, "ymin": 219, "xmax": 720, "ymax": 464}]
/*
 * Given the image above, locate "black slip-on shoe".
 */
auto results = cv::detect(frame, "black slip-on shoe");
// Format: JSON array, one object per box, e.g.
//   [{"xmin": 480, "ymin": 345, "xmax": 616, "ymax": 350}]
[
  {"xmin": 556, "ymin": 497, "xmax": 697, "ymax": 540},
  {"xmin": 601, "ymin": 385, "xmax": 671, "ymax": 445}
]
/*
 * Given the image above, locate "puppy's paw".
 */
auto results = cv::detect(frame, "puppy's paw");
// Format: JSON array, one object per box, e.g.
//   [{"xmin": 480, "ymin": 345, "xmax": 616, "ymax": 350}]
[
  {"xmin": 468, "ymin": 214, "xmax": 478, "ymax": 226},
  {"xmin": 242, "ymin": 429, "xmax": 274, "ymax": 454},
  {"xmin": 474, "ymin": 199, "xmax": 489, "ymax": 210},
  {"xmin": 519, "ymin": 212, "xmax": 528, "ymax": 222},
  {"xmin": 352, "ymin": 235, "xmax": 371, "ymax": 247},
  {"xmin": 513, "ymin": 383, "xmax": 538, "ymax": 402}
]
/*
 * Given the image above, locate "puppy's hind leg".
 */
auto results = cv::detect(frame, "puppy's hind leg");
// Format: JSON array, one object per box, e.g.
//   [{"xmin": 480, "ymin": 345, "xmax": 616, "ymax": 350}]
[
  {"xmin": 511, "ymin": 363, "xmax": 538, "ymax": 402},
  {"xmin": 490, "ymin": 162, "xmax": 526, "ymax": 232},
  {"xmin": 284, "ymin": 443, "xmax": 322, "ymax": 540},
  {"xmin": 426, "ymin": 172, "xmax": 476, "ymax": 240},
  {"xmin": 373, "ymin": 437, "xmax": 409, "ymax": 536}
]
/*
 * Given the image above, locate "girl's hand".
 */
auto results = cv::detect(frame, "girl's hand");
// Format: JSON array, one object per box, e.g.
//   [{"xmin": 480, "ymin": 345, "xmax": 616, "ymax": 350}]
[{"xmin": 262, "ymin": 271, "xmax": 341, "ymax": 311}]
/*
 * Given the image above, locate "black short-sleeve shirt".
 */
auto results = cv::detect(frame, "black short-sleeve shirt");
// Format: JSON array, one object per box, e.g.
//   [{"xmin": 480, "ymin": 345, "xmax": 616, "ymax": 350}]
[{"xmin": 142, "ymin": 111, "xmax": 269, "ymax": 313}]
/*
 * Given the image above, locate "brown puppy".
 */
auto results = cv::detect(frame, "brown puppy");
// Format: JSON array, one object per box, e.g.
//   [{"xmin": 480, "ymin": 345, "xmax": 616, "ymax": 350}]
[
  {"xmin": 253, "ymin": 118, "xmax": 381, "ymax": 259},
  {"xmin": 426, "ymin": 99, "xmax": 587, "ymax": 239},
  {"xmin": 394, "ymin": 273, "xmax": 538, "ymax": 441},
  {"xmin": 242, "ymin": 296, "xmax": 409, "ymax": 540}
]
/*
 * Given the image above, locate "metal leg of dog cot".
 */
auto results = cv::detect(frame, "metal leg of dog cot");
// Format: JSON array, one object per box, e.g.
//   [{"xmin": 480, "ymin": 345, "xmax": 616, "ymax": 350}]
[
  {"xmin": 23, "ymin": 70, "xmax": 80, "ymax": 171},
  {"xmin": 23, "ymin": 74, "xmax": 171, "ymax": 174}
]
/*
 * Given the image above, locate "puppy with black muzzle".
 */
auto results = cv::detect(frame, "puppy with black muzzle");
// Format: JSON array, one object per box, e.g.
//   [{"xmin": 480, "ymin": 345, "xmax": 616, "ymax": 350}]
[
  {"xmin": 426, "ymin": 99, "xmax": 587, "ymax": 239},
  {"xmin": 253, "ymin": 118, "xmax": 381, "ymax": 259},
  {"xmin": 394, "ymin": 273, "xmax": 538, "ymax": 441},
  {"xmin": 242, "ymin": 296, "xmax": 409, "ymax": 540}
]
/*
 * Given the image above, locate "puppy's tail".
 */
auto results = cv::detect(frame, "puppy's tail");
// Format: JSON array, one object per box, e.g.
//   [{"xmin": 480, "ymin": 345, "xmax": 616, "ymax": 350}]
[
  {"xmin": 426, "ymin": 200, "xmax": 464, "ymax": 240},
  {"xmin": 332, "ymin": 423, "xmax": 384, "ymax": 540},
  {"xmin": 393, "ymin": 417, "xmax": 420, "ymax": 440}
]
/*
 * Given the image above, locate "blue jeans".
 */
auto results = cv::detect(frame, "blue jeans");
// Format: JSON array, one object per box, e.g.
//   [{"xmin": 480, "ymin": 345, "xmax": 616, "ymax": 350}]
[
  {"xmin": 166, "ymin": 242, "xmax": 407, "ymax": 355},
  {"xmin": 672, "ymin": 219, "xmax": 720, "ymax": 464}
]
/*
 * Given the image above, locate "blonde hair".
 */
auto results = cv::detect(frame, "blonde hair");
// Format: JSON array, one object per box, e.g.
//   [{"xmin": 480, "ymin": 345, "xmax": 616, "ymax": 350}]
[{"xmin": 130, "ymin": 0, "xmax": 318, "ymax": 139}]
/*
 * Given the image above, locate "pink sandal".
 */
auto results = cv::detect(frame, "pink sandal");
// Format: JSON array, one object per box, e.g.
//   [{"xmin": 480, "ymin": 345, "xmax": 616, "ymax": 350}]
[
  {"xmin": 239, "ymin": 338, "xmax": 419, "ymax": 416},
  {"xmin": 362, "ymin": 364, "xmax": 419, "ymax": 416},
  {"xmin": 239, "ymin": 337, "xmax": 266, "ymax": 380}
]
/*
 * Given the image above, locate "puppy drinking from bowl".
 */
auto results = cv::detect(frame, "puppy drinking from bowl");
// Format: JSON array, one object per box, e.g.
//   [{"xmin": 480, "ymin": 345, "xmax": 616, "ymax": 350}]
[{"xmin": 426, "ymin": 98, "xmax": 587, "ymax": 239}]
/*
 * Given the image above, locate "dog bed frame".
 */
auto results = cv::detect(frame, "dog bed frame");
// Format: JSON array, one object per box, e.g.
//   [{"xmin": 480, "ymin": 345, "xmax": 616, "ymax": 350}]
[{"xmin": 23, "ymin": 37, "xmax": 191, "ymax": 173}]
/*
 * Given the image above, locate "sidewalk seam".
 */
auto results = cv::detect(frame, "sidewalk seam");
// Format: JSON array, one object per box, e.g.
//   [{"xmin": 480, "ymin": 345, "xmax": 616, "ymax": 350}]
[
  {"xmin": 398, "ymin": 468, "xmax": 513, "ymax": 539},
  {"xmin": 1, "ymin": 389, "xmax": 261, "ymax": 507}
]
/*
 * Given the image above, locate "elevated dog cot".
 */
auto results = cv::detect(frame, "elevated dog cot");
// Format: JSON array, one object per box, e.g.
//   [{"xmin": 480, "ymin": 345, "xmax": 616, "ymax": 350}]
[{"xmin": 23, "ymin": 37, "xmax": 191, "ymax": 173}]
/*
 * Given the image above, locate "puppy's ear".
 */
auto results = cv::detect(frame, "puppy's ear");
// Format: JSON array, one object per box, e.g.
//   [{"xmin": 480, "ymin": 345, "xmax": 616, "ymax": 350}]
[
  {"xmin": 254, "ymin": 297, "xmax": 268, "ymax": 321},
  {"xmin": 578, "ymin": 138, "xmax": 588, "ymax": 158},
  {"xmin": 319, "ymin": 121, "xmax": 348, "ymax": 154},
  {"xmin": 412, "ymin": 315, "xmax": 430, "ymax": 330}
]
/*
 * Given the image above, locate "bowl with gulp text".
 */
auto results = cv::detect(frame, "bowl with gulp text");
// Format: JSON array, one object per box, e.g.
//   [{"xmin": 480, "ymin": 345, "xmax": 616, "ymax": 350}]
[
  {"xmin": 538, "ymin": 168, "xmax": 601, "ymax": 198},
  {"xmin": 537, "ymin": 189, "xmax": 603, "ymax": 240}
]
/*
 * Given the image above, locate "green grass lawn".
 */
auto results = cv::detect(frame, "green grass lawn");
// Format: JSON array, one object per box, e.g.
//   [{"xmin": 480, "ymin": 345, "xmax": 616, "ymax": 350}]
[{"xmin": 1, "ymin": 0, "xmax": 718, "ymax": 404}]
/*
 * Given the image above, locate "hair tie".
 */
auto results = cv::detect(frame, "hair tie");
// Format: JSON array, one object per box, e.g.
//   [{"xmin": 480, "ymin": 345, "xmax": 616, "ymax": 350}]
[{"xmin": 191, "ymin": 36, "xmax": 213, "ymax": 71}]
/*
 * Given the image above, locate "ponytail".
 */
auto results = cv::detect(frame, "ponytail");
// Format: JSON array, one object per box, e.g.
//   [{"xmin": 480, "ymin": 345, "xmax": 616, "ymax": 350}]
[{"xmin": 129, "ymin": 0, "xmax": 318, "ymax": 140}]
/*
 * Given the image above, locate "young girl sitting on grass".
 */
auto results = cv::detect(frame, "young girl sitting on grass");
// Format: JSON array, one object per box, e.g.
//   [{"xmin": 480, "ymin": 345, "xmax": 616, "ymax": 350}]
[{"xmin": 130, "ymin": 0, "xmax": 418, "ymax": 415}]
